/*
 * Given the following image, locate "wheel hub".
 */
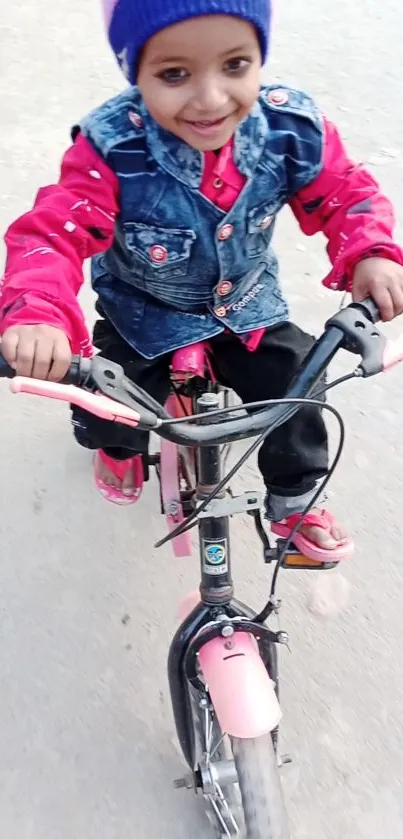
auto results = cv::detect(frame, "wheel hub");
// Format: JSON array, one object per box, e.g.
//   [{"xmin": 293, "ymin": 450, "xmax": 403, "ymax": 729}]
[{"xmin": 199, "ymin": 755, "xmax": 238, "ymax": 796}]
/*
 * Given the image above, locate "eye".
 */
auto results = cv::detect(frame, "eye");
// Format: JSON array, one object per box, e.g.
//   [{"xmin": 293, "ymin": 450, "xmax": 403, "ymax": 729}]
[
  {"xmin": 224, "ymin": 57, "xmax": 252, "ymax": 74},
  {"xmin": 157, "ymin": 67, "xmax": 189, "ymax": 84}
]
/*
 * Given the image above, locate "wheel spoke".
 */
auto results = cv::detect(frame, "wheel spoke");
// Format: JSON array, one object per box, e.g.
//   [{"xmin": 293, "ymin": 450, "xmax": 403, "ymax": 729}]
[
  {"xmin": 210, "ymin": 731, "xmax": 225, "ymax": 760},
  {"xmin": 206, "ymin": 794, "xmax": 233, "ymax": 837},
  {"xmin": 198, "ymin": 698, "xmax": 241, "ymax": 835},
  {"xmin": 214, "ymin": 783, "xmax": 240, "ymax": 832}
]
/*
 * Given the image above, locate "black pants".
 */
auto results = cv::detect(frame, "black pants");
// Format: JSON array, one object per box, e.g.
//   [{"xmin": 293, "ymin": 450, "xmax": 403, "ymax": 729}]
[{"xmin": 72, "ymin": 316, "xmax": 328, "ymax": 499}]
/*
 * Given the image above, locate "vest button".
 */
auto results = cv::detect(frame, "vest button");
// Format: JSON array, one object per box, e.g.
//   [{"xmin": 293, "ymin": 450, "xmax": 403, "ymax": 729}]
[
  {"xmin": 217, "ymin": 281, "xmax": 233, "ymax": 296},
  {"xmin": 259, "ymin": 214, "xmax": 273, "ymax": 229},
  {"xmin": 218, "ymin": 224, "xmax": 233, "ymax": 241},
  {"xmin": 267, "ymin": 89, "xmax": 289, "ymax": 106},
  {"xmin": 214, "ymin": 306, "xmax": 227, "ymax": 318},
  {"xmin": 150, "ymin": 244, "xmax": 168, "ymax": 263},
  {"xmin": 213, "ymin": 177, "xmax": 223, "ymax": 189},
  {"xmin": 128, "ymin": 111, "xmax": 144, "ymax": 128}
]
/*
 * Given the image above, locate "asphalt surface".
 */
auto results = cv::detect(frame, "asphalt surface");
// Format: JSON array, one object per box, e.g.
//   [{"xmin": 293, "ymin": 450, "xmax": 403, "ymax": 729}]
[{"xmin": 1, "ymin": 1, "xmax": 403, "ymax": 837}]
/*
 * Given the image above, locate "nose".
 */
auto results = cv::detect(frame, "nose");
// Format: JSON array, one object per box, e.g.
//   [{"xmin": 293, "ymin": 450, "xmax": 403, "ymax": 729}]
[{"xmin": 192, "ymin": 76, "xmax": 230, "ymax": 114}]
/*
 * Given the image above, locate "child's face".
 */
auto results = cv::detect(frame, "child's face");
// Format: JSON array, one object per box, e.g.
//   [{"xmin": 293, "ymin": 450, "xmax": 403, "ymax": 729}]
[{"xmin": 137, "ymin": 15, "xmax": 262, "ymax": 151}]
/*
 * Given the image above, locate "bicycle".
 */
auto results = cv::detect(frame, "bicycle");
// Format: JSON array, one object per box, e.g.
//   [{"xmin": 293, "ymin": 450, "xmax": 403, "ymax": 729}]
[{"xmin": 1, "ymin": 297, "xmax": 402, "ymax": 838}]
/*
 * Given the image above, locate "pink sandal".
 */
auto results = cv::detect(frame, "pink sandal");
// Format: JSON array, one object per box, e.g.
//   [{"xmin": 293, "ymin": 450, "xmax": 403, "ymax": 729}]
[
  {"xmin": 271, "ymin": 509, "xmax": 354, "ymax": 563},
  {"xmin": 94, "ymin": 450, "xmax": 144, "ymax": 506}
]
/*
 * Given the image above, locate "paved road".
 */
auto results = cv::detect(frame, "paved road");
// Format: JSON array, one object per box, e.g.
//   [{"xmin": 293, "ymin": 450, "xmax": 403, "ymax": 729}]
[{"xmin": 1, "ymin": 1, "xmax": 403, "ymax": 837}]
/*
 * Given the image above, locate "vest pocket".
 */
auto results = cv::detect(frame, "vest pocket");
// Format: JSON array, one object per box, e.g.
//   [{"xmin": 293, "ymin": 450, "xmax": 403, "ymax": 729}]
[
  {"xmin": 123, "ymin": 222, "xmax": 196, "ymax": 294},
  {"xmin": 246, "ymin": 201, "xmax": 279, "ymax": 258}
]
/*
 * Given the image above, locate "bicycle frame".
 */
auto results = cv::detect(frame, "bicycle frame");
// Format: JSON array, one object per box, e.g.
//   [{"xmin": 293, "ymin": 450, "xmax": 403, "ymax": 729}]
[
  {"xmin": 167, "ymin": 389, "xmax": 282, "ymax": 772},
  {"xmin": 6, "ymin": 299, "xmax": 401, "ymax": 799},
  {"xmin": 6, "ymin": 297, "xmax": 403, "ymax": 834}
]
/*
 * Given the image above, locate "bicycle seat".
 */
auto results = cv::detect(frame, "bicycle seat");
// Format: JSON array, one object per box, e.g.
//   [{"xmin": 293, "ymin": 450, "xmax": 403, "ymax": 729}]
[{"xmin": 171, "ymin": 341, "xmax": 214, "ymax": 384}]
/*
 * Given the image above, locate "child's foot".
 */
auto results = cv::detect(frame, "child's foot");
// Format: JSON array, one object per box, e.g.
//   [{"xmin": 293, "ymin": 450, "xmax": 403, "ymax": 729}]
[
  {"xmin": 298, "ymin": 508, "xmax": 349, "ymax": 549},
  {"xmin": 271, "ymin": 508, "xmax": 353, "ymax": 562},
  {"xmin": 94, "ymin": 450, "xmax": 144, "ymax": 505},
  {"xmin": 96, "ymin": 455, "xmax": 134, "ymax": 494}
]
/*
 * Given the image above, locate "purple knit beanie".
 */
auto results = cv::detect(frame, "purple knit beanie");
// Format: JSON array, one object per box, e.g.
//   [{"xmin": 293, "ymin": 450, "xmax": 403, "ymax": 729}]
[{"xmin": 103, "ymin": 0, "xmax": 271, "ymax": 84}]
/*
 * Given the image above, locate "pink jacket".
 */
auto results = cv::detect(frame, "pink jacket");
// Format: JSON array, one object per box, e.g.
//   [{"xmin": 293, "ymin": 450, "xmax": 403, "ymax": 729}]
[{"xmin": 1, "ymin": 118, "xmax": 402, "ymax": 353}]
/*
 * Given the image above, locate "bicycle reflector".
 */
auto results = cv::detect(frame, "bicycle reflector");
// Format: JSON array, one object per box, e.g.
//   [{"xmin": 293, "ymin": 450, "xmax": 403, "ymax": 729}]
[{"xmin": 282, "ymin": 550, "xmax": 339, "ymax": 571}]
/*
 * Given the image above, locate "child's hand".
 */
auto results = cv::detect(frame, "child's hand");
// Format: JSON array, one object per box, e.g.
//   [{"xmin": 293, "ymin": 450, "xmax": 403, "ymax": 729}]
[
  {"xmin": 1, "ymin": 324, "xmax": 72, "ymax": 381},
  {"xmin": 352, "ymin": 257, "xmax": 403, "ymax": 321}
]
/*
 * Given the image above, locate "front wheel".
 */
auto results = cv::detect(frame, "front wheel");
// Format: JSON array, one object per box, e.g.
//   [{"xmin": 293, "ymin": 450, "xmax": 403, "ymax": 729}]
[{"xmin": 231, "ymin": 735, "xmax": 290, "ymax": 839}]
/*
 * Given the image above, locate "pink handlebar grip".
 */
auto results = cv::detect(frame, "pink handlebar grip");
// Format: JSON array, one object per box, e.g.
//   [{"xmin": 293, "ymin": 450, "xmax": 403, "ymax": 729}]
[{"xmin": 10, "ymin": 378, "xmax": 141, "ymax": 427}]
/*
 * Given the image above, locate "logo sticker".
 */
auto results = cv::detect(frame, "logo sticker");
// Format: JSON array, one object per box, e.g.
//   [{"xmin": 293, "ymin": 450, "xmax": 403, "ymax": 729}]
[
  {"xmin": 232, "ymin": 283, "xmax": 264, "ymax": 312},
  {"xmin": 204, "ymin": 544, "xmax": 226, "ymax": 564},
  {"xmin": 203, "ymin": 539, "xmax": 228, "ymax": 575}
]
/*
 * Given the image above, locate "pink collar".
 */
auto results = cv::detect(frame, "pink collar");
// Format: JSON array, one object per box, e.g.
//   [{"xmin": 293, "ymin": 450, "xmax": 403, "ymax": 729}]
[{"xmin": 200, "ymin": 138, "xmax": 246, "ymax": 212}]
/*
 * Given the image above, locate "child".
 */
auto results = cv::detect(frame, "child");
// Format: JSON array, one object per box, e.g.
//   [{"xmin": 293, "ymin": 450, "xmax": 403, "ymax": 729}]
[{"xmin": 2, "ymin": 0, "xmax": 403, "ymax": 560}]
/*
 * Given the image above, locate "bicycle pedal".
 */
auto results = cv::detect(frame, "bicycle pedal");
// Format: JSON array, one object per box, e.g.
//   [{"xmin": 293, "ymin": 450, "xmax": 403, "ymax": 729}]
[
  {"xmin": 148, "ymin": 453, "xmax": 160, "ymax": 466},
  {"xmin": 173, "ymin": 774, "xmax": 194, "ymax": 790},
  {"xmin": 282, "ymin": 550, "xmax": 339, "ymax": 571},
  {"xmin": 264, "ymin": 547, "xmax": 277, "ymax": 563},
  {"xmin": 271, "ymin": 540, "xmax": 339, "ymax": 571},
  {"xmin": 278, "ymin": 753, "xmax": 293, "ymax": 767}
]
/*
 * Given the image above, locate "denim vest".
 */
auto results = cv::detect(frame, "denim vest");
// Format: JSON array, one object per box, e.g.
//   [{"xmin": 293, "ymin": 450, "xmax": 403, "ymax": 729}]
[{"xmin": 78, "ymin": 85, "xmax": 324, "ymax": 359}]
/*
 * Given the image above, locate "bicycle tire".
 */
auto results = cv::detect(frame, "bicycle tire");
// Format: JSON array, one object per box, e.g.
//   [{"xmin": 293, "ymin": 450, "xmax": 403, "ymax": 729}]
[{"xmin": 231, "ymin": 735, "xmax": 290, "ymax": 839}]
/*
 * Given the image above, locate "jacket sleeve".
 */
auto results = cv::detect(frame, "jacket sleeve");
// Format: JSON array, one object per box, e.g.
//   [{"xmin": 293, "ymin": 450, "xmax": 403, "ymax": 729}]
[
  {"xmin": 0, "ymin": 134, "xmax": 120, "ymax": 353},
  {"xmin": 290, "ymin": 118, "xmax": 403, "ymax": 291}
]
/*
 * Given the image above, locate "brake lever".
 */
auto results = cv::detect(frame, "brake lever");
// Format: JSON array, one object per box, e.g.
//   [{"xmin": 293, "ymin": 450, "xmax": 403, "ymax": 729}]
[
  {"xmin": 90, "ymin": 356, "xmax": 169, "ymax": 421},
  {"xmin": 325, "ymin": 303, "xmax": 386, "ymax": 377}
]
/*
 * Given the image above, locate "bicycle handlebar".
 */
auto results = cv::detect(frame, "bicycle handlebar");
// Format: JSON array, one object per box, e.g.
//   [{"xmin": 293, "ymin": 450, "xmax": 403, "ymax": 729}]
[{"xmin": 2, "ymin": 298, "xmax": 403, "ymax": 447}]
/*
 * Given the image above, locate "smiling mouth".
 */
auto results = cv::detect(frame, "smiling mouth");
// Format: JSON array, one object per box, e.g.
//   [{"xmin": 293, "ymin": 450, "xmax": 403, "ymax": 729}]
[
  {"xmin": 182, "ymin": 115, "xmax": 234, "ymax": 135},
  {"xmin": 186, "ymin": 115, "xmax": 230, "ymax": 124}
]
